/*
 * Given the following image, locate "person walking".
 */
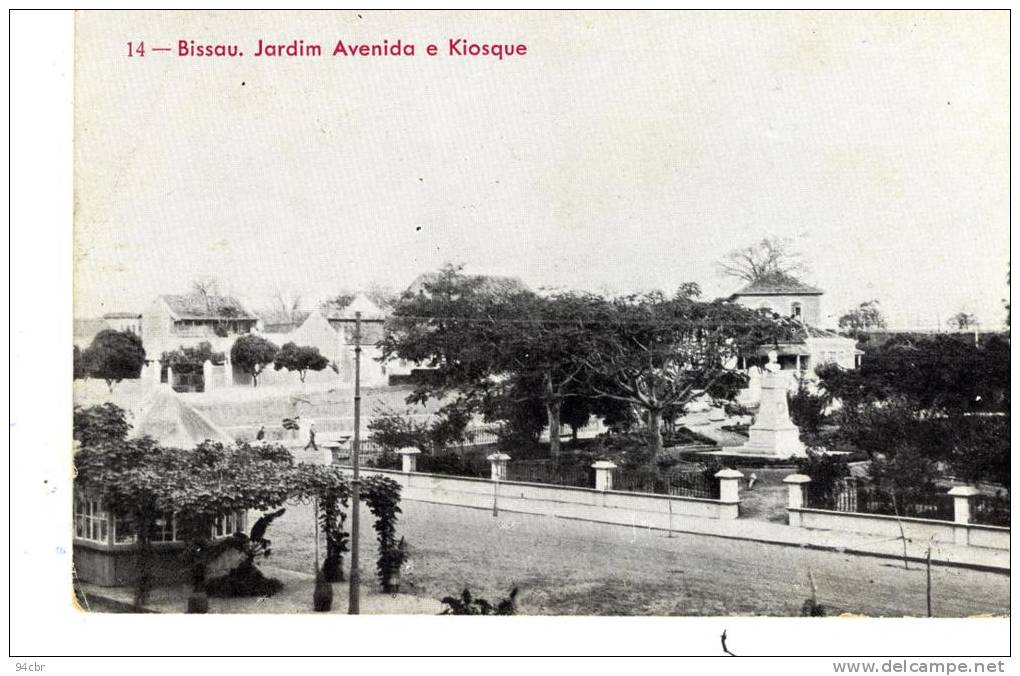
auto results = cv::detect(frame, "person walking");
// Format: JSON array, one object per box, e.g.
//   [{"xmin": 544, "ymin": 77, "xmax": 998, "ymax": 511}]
[
  {"xmin": 256, "ymin": 425, "xmax": 266, "ymax": 441},
  {"xmin": 304, "ymin": 420, "xmax": 318, "ymax": 452}
]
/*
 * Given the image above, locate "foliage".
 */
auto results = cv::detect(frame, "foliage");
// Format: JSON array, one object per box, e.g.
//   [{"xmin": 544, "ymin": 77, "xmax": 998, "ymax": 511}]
[
  {"xmin": 273, "ymin": 342, "xmax": 330, "ymax": 382},
  {"xmin": 369, "ymin": 402, "xmax": 476, "ymax": 456},
  {"xmin": 362, "ymin": 475, "xmax": 406, "ymax": 592},
  {"xmin": 73, "ymin": 402, "xmax": 131, "ymax": 447},
  {"xmin": 575, "ymin": 289, "xmax": 791, "ymax": 461},
  {"xmin": 716, "ymin": 237, "xmax": 808, "ymax": 283},
  {"xmin": 230, "ymin": 335, "xmax": 279, "ymax": 387},
  {"xmin": 816, "ymin": 333, "xmax": 1009, "ymax": 487},
  {"xmin": 948, "ymin": 312, "xmax": 977, "ymax": 330},
  {"xmin": 440, "ymin": 587, "xmax": 519, "ymax": 615},
  {"xmin": 73, "ymin": 345, "xmax": 89, "ymax": 380},
  {"xmin": 867, "ymin": 446, "xmax": 941, "ymax": 513},
  {"xmin": 204, "ymin": 509, "xmax": 287, "ymax": 598},
  {"xmin": 838, "ymin": 300, "xmax": 887, "ymax": 341},
  {"xmin": 313, "ymin": 572, "xmax": 334, "ymax": 612},
  {"xmin": 282, "ymin": 417, "xmax": 301, "ymax": 432},
  {"xmin": 161, "ymin": 341, "xmax": 224, "ymax": 376},
  {"xmin": 796, "ymin": 452, "xmax": 851, "ymax": 502},
  {"xmin": 83, "ymin": 329, "xmax": 146, "ymax": 391},
  {"xmin": 787, "ymin": 377, "xmax": 827, "ymax": 435}
]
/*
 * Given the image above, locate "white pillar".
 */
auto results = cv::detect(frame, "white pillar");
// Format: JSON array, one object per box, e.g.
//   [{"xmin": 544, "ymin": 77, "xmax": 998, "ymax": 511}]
[
  {"xmin": 948, "ymin": 485, "xmax": 979, "ymax": 546},
  {"xmin": 714, "ymin": 468, "xmax": 744, "ymax": 520},
  {"xmin": 591, "ymin": 461, "xmax": 617, "ymax": 491},
  {"xmin": 783, "ymin": 474, "xmax": 812, "ymax": 527},
  {"xmin": 487, "ymin": 453, "xmax": 511, "ymax": 482},
  {"xmin": 202, "ymin": 359, "xmax": 214, "ymax": 391},
  {"xmin": 397, "ymin": 447, "xmax": 420, "ymax": 473},
  {"xmin": 166, "ymin": 365, "xmax": 174, "ymax": 389}
]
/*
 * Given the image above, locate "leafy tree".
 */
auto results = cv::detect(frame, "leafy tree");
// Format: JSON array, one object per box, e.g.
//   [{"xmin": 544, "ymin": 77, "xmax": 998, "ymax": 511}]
[
  {"xmin": 817, "ymin": 334, "xmax": 1010, "ymax": 486},
  {"xmin": 717, "ymin": 236, "xmax": 808, "ymax": 283},
  {"xmin": 576, "ymin": 288, "xmax": 790, "ymax": 462},
  {"xmin": 273, "ymin": 342, "xmax": 330, "ymax": 382},
  {"xmin": 73, "ymin": 345, "xmax": 89, "ymax": 380},
  {"xmin": 73, "ymin": 402, "xmax": 132, "ymax": 447},
  {"xmin": 161, "ymin": 341, "xmax": 224, "ymax": 377},
  {"xmin": 948, "ymin": 311, "xmax": 978, "ymax": 331},
  {"xmin": 787, "ymin": 377, "xmax": 828, "ymax": 436},
  {"xmin": 83, "ymin": 329, "xmax": 146, "ymax": 391},
  {"xmin": 230, "ymin": 335, "xmax": 279, "ymax": 387},
  {"xmin": 838, "ymin": 300, "xmax": 887, "ymax": 340}
]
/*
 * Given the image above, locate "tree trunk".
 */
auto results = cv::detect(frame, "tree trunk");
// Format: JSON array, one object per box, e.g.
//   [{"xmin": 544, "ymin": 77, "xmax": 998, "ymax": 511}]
[
  {"xmin": 545, "ymin": 374, "xmax": 562, "ymax": 459},
  {"xmin": 547, "ymin": 399, "xmax": 562, "ymax": 459},
  {"xmin": 648, "ymin": 408, "xmax": 664, "ymax": 461}
]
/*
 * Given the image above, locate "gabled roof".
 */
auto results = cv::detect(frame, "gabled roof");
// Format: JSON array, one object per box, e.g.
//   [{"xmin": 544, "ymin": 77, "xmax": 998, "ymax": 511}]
[
  {"xmin": 130, "ymin": 386, "xmax": 232, "ymax": 447},
  {"xmin": 103, "ymin": 312, "xmax": 142, "ymax": 319},
  {"xmin": 159, "ymin": 294, "xmax": 257, "ymax": 321},
  {"xmin": 731, "ymin": 274, "xmax": 823, "ymax": 297},
  {"xmin": 322, "ymin": 294, "xmax": 388, "ymax": 321}
]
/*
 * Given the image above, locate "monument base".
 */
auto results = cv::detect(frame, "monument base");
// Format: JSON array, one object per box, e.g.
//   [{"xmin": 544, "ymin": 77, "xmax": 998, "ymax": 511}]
[{"xmin": 731, "ymin": 426, "xmax": 807, "ymax": 459}]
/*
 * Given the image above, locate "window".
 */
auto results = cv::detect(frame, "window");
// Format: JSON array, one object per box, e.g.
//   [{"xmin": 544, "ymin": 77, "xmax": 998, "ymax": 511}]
[
  {"xmin": 791, "ymin": 302, "xmax": 802, "ymax": 319},
  {"xmin": 212, "ymin": 511, "xmax": 246, "ymax": 539},
  {"xmin": 75, "ymin": 497, "xmax": 109, "ymax": 544},
  {"xmin": 113, "ymin": 513, "xmax": 178, "ymax": 544}
]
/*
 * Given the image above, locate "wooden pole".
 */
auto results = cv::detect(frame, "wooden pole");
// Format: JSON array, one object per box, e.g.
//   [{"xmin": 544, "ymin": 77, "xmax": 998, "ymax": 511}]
[
  {"xmin": 348, "ymin": 311, "xmax": 362, "ymax": 614},
  {"xmin": 926, "ymin": 544, "xmax": 933, "ymax": 617}
]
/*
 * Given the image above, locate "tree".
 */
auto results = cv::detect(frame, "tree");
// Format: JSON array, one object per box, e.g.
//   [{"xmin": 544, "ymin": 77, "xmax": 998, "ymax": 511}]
[
  {"xmin": 817, "ymin": 334, "xmax": 1010, "ymax": 486},
  {"xmin": 838, "ymin": 300, "xmax": 887, "ymax": 338},
  {"xmin": 948, "ymin": 311, "xmax": 977, "ymax": 331},
  {"xmin": 73, "ymin": 345, "xmax": 89, "ymax": 380},
  {"xmin": 578, "ymin": 288, "xmax": 790, "ymax": 462},
  {"xmin": 273, "ymin": 342, "xmax": 329, "ymax": 382},
  {"xmin": 364, "ymin": 281, "xmax": 398, "ymax": 310},
  {"xmin": 161, "ymin": 341, "xmax": 224, "ymax": 378},
  {"xmin": 717, "ymin": 236, "xmax": 808, "ymax": 283},
  {"xmin": 83, "ymin": 329, "xmax": 146, "ymax": 391},
  {"xmin": 262, "ymin": 290, "xmax": 306, "ymax": 327},
  {"xmin": 230, "ymin": 335, "xmax": 279, "ymax": 387}
]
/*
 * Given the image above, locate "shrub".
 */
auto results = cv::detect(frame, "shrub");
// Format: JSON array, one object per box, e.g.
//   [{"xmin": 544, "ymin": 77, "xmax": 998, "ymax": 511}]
[
  {"xmin": 440, "ymin": 587, "xmax": 518, "ymax": 615},
  {"xmin": 313, "ymin": 573, "xmax": 334, "ymax": 612},
  {"xmin": 205, "ymin": 560, "xmax": 284, "ymax": 598}
]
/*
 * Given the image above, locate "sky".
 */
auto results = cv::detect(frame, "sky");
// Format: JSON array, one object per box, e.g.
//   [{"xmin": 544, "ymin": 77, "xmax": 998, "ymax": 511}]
[{"xmin": 74, "ymin": 10, "xmax": 1010, "ymax": 329}]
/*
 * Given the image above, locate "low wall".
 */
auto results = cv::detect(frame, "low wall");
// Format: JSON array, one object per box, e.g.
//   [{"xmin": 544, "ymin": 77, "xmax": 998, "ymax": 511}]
[
  {"xmin": 344, "ymin": 467, "xmax": 738, "ymax": 530},
  {"xmin": 792, "ymin": 508, "xmax": 1009, "ymax": 551}
]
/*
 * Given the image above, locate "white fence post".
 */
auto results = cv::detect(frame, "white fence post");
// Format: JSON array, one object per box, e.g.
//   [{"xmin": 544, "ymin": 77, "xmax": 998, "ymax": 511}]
[
  {"xmin": 783, "ymin": 474, "xmax": 812, "ymax": 527},
  {"xmin": 714, "ymin": 468, "xmax": 744, "ymax": 520},
  {"xmin": 591, "ymin": 461, "xmax": 617, "ymax": 491},
  {"xmin": 397, "ymin": 447, "xmax": 420, "ymax": 473},
  {"xmin": 948, "ymin": 485, "xmax": 979, "ymax": 546},
  {"xmin": 487, "ymin": 453, "xmax": 511, "ymax": 482}
]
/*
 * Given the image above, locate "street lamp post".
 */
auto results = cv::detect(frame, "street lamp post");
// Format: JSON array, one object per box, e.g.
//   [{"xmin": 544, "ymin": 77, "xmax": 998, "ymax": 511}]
[{"xmin": 348, "ymin": 311, "xmax": 362, "ymax": 614}]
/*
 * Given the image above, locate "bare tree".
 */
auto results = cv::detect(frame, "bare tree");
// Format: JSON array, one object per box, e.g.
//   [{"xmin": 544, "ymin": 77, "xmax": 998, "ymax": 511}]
[
  {"xmin": 717, "ymin": 237, "xmax": 808, "ymax": 283},
  {"xmin": 263, "ymin": 289, "xmax": 305, "ymax": 326},
  {"xmin": 190, "ymin": 275, "xmax": 221, "ymax": 311}
]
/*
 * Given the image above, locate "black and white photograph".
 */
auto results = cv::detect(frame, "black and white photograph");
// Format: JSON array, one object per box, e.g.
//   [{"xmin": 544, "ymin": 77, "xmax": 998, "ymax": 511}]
[{"xmin": 8, "ymin": 7, "xmax": 1013, "ymax": 663}]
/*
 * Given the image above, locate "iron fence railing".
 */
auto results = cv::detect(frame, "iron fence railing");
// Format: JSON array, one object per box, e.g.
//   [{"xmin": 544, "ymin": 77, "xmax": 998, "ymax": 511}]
[
  {"xmin": 505, "ymin": 461, "xmax": 594, "ymax": 488},
  {"xmin": 972, "ymin": 492, "xmax": 1011, "ymax": 527},
  {"xmin": 613, "ymin": 468, "xmax": 720, "ymax": 499},
  {"xmin": 806, "ymin": 480, "xmax": 955, "ymax": 522}
]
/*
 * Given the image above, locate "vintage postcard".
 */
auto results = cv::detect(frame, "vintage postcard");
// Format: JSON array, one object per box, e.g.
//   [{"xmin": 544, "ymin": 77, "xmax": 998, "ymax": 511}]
[{"xmin": 67, "ymin": 8, "xmax": 1008, "ymax": 635}]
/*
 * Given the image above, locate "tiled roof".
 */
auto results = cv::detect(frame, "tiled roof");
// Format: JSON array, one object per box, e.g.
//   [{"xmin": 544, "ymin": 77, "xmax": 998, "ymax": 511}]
[
  {"xmin": 160, "ymin": 294, "xmax": 256, "ymax": 320},
  {"xmin": 103, "ymin": 312, "xmax": 142, "ymax": 319},
  {"xmin": 732, "ymin": 274, "xmax": 823, "ymax": 296}
]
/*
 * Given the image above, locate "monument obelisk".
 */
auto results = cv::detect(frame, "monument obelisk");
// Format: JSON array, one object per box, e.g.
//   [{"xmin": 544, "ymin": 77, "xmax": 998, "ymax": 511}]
[{"xmin": 733, "ymin": 351, "xmax": 807, "ymax": 459}]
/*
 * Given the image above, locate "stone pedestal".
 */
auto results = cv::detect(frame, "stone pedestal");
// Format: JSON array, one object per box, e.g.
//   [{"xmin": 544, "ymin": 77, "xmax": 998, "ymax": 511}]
[
  {"xmin": 948, "ymin": 485, "xmax": 979, "ymax": 546},
  {"xmin": 783, "ymin": 474, "xmax": 812, "ymax": 527},
  {"xmin": 397, "ymin": 447, "xmax": 420, "ymax": 473},
  {"xmin": 591, "ymin": 461, "xmax": 617, "ymax": 491},
  {"xmin": 487, "ymin": 453, "xmax": 511, "ymax": 481},
  {"xmin": 732, "ymin": 352, "xmax": 806, "ymax": 459}
]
